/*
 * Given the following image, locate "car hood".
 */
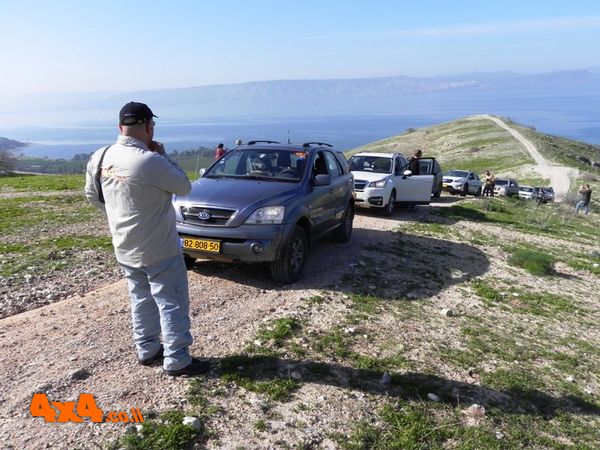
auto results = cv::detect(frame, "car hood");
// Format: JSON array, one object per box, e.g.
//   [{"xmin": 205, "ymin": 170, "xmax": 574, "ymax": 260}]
[
  {"xmin": 351, "ymin": 171, "xmax": 392, "ymax": 182},
  {"xmin": 174, "ymin": 177, "xmax": 302, "ymax": 216},
  {"xmin": 443, "ymin": 176, "xmax": 466, "ymax": 182}
]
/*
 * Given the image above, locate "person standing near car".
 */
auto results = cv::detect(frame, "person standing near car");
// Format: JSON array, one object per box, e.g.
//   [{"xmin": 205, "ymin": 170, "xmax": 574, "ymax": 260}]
[
  {"xmin": 408, "ymin": 149, "xmax": 422, "ymax": 175},
  {"xmin": 84, "ymin": 101, "xmax": 207, "ymax": 377},
  {"xmin": 483, "ymin": 170, "xmax": 496, "ymax": 197},
  {"xmin": 575, "ymin": 183, "xmax": 592, "ymax": 215}
]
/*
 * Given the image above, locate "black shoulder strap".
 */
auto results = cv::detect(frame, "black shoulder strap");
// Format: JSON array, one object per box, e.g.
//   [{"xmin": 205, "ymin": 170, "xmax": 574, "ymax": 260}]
[{"xmin": 95, "ymin": 145, "xmax": 112, "ymax": 204}]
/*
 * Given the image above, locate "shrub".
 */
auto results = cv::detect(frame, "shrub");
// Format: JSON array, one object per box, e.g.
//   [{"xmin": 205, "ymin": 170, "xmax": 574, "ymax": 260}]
[{"xmin": 508, "ymin": 249, "xmax": 555, "ymax": 276}]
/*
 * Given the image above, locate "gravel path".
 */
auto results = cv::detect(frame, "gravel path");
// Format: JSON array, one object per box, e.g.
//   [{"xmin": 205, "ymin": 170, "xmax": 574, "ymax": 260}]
[{"xmin": 476, "ymin": 114, "xmax": 578, "ymax": 199}]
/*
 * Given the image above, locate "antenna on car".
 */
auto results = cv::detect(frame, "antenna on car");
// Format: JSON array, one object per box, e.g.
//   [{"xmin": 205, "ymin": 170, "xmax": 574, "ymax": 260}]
[
  {"xmin": 287, "ymin": 129, "xmax": 291, "ymax": 145},
  {"xmin": 247, "ymin": 140, "xmax": 280, "ymax": 145},
  {"xmin": 302, "ymin": 142, "xmax": 333, "ymax": 148}
]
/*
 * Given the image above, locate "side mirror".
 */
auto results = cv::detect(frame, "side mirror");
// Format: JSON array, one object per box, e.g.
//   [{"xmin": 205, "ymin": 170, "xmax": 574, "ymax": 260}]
[
  {"xmin": 403, "ymin": 170, "xmax": 413, "ymax": 177},
  {"xmin": 198, "ymin": 168, "xmax": 206, "ymax": 177},
  {"xmin": 314, "ymin": 174, "xmax": 331, "ymax": 186}
]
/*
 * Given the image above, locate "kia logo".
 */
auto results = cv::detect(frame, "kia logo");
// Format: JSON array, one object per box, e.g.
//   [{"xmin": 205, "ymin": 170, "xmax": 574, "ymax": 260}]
[{"xmin": 197, "ymin": 211, "xmax": 211, "ymax": 220}]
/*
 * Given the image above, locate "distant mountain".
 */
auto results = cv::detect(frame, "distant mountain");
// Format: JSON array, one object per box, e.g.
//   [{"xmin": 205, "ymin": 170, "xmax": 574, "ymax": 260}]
[
  {"xmin": 2, "ymin": 69, "xmax": 600, "ymax": 125},
  {"xmin": 0, "ymin": 137, "xmax": 28, "ymax": 151}
]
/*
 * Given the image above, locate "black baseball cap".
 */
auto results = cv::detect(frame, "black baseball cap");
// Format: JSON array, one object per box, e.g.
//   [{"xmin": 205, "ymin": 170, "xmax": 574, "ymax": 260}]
[{"xmin": 119, "ymin": 102, "xmax": 158, "ymax": 125}]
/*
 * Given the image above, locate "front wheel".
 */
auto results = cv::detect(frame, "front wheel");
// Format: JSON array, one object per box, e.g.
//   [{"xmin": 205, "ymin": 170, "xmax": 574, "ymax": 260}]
[
  {"xmin": 382, "ymin": 190, "xmax": 396, "ymax": 216},
  {"xmin": 460, "ymin": 184, "xmax": 468, "ymax": 197},
  {"xmin": 270, "ymin": 226, "xmax": 308, "ymax": 283},
  {"xmin": 332, "ymin": 203, "xmax": 354, "ymax": 242}
]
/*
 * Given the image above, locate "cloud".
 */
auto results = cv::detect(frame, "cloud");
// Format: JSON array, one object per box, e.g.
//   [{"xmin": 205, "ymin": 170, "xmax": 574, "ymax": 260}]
[{"xmin": 301, "ymin": 15, "xmax": 600, "ymax": 41}]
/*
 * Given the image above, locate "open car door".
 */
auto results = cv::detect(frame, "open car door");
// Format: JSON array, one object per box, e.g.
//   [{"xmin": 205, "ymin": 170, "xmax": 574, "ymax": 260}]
[{"xmin": 394, "ymin": 157, "xmax": 435, "ymax": 204}]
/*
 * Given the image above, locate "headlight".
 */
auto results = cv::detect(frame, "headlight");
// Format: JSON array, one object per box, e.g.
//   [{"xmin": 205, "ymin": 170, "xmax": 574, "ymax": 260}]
[
  {"xmin": 245, "ymin": 206, "xmax": 285, "ymax": 224},
  {"xmin": 368, "ymin": 179, "xmax": 387, "ymax": 188}
]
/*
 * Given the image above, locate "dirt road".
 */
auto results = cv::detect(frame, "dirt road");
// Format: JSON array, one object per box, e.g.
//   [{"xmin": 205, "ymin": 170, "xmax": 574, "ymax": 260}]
[{"xmin": 476, "ymin": 114, "xmax": 578, "ymax": 199}]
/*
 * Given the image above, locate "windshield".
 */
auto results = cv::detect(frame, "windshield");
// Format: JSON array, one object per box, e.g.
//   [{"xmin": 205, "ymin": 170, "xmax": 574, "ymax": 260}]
[
  {"xmin": 495, "ymin": 179, "xmax": 508, "ymax": 186},
  {"xmin": 520, "ymin": 186, "xmax": 533, "ymax": 192},
  {"xmin": 445, "ymin": 170, "xmax": 468, "ymax": 177},
  {"xmin": 205, "ymin": 148, "xmax": 308, "ymax": 182},
  {"xmin": 348, "ymin": 155, "xmax": 392, "ymax": 174}
]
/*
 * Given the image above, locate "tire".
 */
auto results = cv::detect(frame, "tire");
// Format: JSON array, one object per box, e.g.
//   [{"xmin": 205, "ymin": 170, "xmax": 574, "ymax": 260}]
[
  {"xmin": 183, "ymin": 254, "xmax": 196, "ymax": 270},
  {"xmin": 382, "ymin": 190, "xmax": 396, "ymax": 216},
  {"xmin": 474, "ymin": 187, "xmax": 482, "ymax": 197},
  {"xmin": 460, "ymin": 184, "xmax": 468, "ymax": 197},
  {"xmin": 332, "ymin": 203, "xmax": 354, "ymax": 243},
  {"xmin": 270, "ymin": 226, "xmax": 308, "ymax": 283},
  {"xmin": 433, "ymin": 182, "xmax": 442, "ymax": 198}
]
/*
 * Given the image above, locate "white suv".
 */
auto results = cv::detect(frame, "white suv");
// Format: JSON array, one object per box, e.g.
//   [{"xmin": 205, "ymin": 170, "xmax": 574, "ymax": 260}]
[{"xmin": 348, "ymin": 152, "xmax": 434, "ymax": 216}]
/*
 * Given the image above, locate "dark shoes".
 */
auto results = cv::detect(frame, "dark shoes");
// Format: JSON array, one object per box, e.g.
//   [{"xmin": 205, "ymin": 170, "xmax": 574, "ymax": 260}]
[
  {"xmin": 138, "ymin": 345, "xmax": 164, "ymax": 366},
  {"xmin": 164, "ymin": 358, "xmax": 211, "ymax": 377}
]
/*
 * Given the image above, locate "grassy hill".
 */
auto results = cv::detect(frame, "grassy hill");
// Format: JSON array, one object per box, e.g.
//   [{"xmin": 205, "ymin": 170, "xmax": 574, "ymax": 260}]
[{"xmin": 348, "ymin": 115, "xmax": 600, "ymax": 189}]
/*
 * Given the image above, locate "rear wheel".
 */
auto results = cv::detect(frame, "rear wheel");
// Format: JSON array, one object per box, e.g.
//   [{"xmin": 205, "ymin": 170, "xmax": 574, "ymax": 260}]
[
  {"xmin": 332, "ymin": 203, "xmax": 354, "ymax": 242},
  {"xmin": 270, "ymin": 226, "xmax": 308, "ymax": 283},
  {"xmin": 382, "ymin": 190, "xmax": 396, "ymax": 216},
  {"xmin": 475, "ymin": 187, "xmax": 482, "ymax": 197},
  {"xmin": 433, "ymin": 182, "xmax": 442, "ymax": 198}
]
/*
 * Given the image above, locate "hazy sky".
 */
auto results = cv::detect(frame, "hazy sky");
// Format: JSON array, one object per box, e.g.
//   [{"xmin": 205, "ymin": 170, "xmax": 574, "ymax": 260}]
[{"xmin": 1, "ymin": 0, "xmax": 599, "ymax": 97}]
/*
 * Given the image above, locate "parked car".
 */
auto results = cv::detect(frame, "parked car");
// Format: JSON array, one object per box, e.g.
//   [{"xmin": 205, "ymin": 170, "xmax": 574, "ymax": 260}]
[
  {"xmin": 419, "ymin": 158, "xmax": 443, "ymax": 197},
  {"xmin": 347, "ymin": 152, "xmax": 434, "ymax": 216},
  {"xmin": 518, "ymin": 185, "xmax": 535, "ymax": 200},
  {"xmin": 442, "ymin": 170, "xmax": 483, "ymax": 196},
  {"xmin": 173, "ymin": 141, "xmax": 355, "ymax": 283},
  {"xmin": 542, "ymin": 187, "xmax": 555, "ymax": 202},
  {"xmin": 494, "ymin": 178, "xmax": 519, "ymax": 197}
]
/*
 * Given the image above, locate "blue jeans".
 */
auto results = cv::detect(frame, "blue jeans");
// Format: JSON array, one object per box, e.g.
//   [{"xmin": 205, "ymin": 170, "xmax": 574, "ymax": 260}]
[
  {"xmin": 575, "ymin": 201, "xmax": 590, "ymax": 215},
  {"xmin": 120, "ymin": 254, "xmax": 193, "ymax": 371}
]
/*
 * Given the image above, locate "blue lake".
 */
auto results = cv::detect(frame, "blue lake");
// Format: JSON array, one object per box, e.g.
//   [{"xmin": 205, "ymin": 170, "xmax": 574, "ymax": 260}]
[{"xmin": 2, "ymin": 92, "xmax": 600, "ymax": 159}]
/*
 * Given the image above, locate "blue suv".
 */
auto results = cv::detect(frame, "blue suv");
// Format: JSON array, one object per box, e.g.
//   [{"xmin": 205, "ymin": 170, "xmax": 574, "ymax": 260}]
[{"xmin": 172, "ymin": 141, "xmax": 355, "ymax": 283}]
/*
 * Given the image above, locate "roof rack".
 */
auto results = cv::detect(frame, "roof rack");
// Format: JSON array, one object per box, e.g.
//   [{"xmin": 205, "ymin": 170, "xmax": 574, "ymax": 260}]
[
  {"xmin": 247, "ymin": 140, "xmax": 280, "ymax": 145},
  {"xmin": 302, "ymin": 142, "xmax": 333, "ymax": 148}
]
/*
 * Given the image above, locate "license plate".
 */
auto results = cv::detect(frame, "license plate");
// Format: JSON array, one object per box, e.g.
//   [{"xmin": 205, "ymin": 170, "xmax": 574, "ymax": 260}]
[{"xmin": 181, "ymin": 237, "xmax": 221, "ymax": 253}]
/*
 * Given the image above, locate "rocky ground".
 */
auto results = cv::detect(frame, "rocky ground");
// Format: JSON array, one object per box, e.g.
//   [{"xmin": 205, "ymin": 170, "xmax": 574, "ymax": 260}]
[{"xmin": 1, "ymin": 195, "xmax": 599, "ymax": 449}]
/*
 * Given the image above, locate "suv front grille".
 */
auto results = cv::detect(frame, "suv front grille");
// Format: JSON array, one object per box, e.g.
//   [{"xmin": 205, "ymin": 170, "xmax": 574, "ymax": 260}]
[
  {"xmin": 181, "ymin": 206, "xmax": 236, "ymax": 226},
  {"xmin": 354, "ymin": 179, "xmax": 368, "ymax": 192}
]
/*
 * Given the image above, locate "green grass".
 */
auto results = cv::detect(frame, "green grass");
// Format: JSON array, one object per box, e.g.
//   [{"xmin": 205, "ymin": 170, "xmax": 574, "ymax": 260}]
[
  {"xmin": 0, "ymin": 234, "xmax": 113, "ymax": 277},
  {"xmin": 434, "ymin": 197, "xmax": 599, "ymax": 242},
  {"xmin": 0, "ymin": 173, "xmax": 84, "ymax": 192},
  {"xmin": 219, "ymin": 354, "xmax": 299, "ymax": 402},
  {"xmin": 117, "ymin": 410, "xmax": 199, "ymax": 450},
  {"xmin": 0, "ymin": 194, "xmax": 99, "ymax": 235},
  {"xmin": 508, "ymin": 248, "xmax": 555, "ymax": 276}
]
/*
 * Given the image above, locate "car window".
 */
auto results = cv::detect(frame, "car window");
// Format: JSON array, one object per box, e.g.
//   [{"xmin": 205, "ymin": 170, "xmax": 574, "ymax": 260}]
[
  {"xmin": 348, "ymin": 155, "xmax": 392, "ymax": 174},
  {"xmin": 445, "ymin": 170, "xmax": 468, "ymax": 177},
  {"xmin": 324, "ymin": 151, "xmax": 342, "ymax": 177},
  {"xmin": 335, "ymin": 152, "xmax": 350, "ymax": 174},
  {"xmin": 207, "ymin": 148, "xmax": 307, "ymax": 182},
  {"xmin": 312, "ymin": 151, "xmax": 329, "ymax": 177}
]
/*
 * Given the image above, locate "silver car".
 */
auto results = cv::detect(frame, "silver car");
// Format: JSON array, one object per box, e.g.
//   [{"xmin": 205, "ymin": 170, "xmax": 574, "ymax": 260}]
[{"xmin": 442, "ymin": 170, "xmax": 483, "ymax": 196}]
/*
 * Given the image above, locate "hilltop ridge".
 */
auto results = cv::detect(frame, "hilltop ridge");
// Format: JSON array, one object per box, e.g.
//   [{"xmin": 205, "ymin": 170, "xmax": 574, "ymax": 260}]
[{"xmin": 349, "ymin": 114, "xmax": 600, "ymax": 196}]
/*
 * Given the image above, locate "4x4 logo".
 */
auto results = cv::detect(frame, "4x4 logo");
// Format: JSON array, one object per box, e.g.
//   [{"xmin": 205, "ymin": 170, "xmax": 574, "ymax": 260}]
[{"xmin": 30, "ymin": 393, "xmax": 144, "ymax": 423}]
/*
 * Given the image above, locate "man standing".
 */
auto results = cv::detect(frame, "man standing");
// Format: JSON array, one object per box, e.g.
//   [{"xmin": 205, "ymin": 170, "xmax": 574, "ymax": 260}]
[
  {"xmin": 483, "ymin": 170, "xmax": 496, "ymax": 197},
  {"xmin": 408, "ymin": 149, "xmax": 422, "ymax": 175},
  {"xmin": 575, "ymin": 184, "xmax": 592, "ymax": 215},
  {"xmin": 85, "ymin": 102, "xmax": 207, "ymax": 377}
]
